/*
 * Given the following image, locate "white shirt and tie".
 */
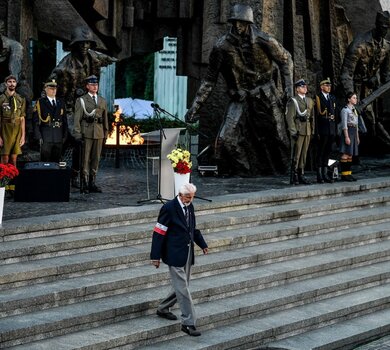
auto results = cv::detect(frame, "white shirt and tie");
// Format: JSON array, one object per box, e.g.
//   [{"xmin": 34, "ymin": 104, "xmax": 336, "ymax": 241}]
[
  {"xmin": 47, "ymin": 97, "xmax": 56, "ymax": 108},
  {"xmin": 88, "ymin": 93, "xmax": 97, "ymax": 105}
]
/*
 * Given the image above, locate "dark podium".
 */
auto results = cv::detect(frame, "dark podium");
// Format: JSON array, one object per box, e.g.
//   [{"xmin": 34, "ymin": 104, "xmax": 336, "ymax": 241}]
[{"xmin": 15, "ymin": 162, "xmax": 71, "ymax": 202}]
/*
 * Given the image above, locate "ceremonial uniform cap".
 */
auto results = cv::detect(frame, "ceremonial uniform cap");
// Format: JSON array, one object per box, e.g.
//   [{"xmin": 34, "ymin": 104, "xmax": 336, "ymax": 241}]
[
  {"xmin": 320, "ymin": 77, "xmax": 331, "ymax": 85},
  {"xmin": 4, "ymin": 75, "xmax": 17, "ymax": 82},
  {"xmin": 85, "ymin": 75, "xmax": 99, "ymax": 84},
  {"xmin": 44, "ymin": 79, "xmax": 57, "ymax": 88},
  {"xmin": 294, "ymin": 79, "xmax": 307, "ymax": 87}
]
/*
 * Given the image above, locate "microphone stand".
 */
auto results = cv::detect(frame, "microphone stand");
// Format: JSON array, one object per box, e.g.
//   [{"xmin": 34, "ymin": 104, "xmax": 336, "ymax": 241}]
[
  {"xmin": 153, "ymin": 104, "xmax": 212, "ymax": 202},
  {"xmin": 137, "ymin": 105, "xmax": 170, "ymax": 204}
]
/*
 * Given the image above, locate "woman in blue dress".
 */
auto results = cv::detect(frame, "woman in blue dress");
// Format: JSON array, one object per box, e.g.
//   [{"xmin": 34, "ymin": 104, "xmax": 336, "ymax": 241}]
[{"xmin": 339, "ymin": 92, "xmax": 360, "ymax": 181}]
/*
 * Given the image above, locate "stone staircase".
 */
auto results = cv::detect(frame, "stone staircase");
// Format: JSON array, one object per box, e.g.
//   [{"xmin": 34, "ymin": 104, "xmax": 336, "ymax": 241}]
[{"xmin": 0, "ymin": 177, "xmax": 390, "ymax": 349}]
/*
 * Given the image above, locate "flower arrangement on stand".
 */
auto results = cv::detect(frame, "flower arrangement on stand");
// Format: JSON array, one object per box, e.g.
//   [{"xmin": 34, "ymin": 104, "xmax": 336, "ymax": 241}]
[
  {"xmin": 0, "ymin": 163, "xmax": 19, "ymax": 224},
  {"xmin": 0, "ymin": 163, "xmax": 19, "ymax": 187},
  {"xmin": 167, "ymin": 147, "xmax": 192, "ymax": 174},
  {"xmin": 167, "ymin": 147, "xmax": 192, "ymax": 195}
]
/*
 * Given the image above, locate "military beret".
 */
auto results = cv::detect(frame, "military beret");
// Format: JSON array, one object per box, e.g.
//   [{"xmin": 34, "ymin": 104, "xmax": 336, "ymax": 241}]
[
  {"xmin": 85, "ymin": 75, "xmax": 99, "ymax": 84},
  {"xmin": 44, "ymin": 79, "xmax": 57, "ymax": 88},
  {"xmin": 320, "ymin": 77, "xmax": 331, "ymax": 85},
  {"xmin": 4, "ymin": 75, "xmax": 17, "ymax": 83},
  {"xmin": 294, "ymin": 79, "xmax": 307, "ymax": 87}
]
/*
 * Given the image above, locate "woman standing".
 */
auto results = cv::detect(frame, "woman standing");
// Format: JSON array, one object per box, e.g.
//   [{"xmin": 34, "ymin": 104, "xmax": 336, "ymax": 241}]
[{"xmin": 339, "ymin": 92, "xmax": 360, "ymax": 181}]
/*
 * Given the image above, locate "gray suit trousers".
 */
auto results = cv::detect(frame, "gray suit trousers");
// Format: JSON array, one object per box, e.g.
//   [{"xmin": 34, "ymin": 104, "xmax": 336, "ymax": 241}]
[{"xmin": 157, "ymin": 248, "xmax": 196, "ymax": 326}]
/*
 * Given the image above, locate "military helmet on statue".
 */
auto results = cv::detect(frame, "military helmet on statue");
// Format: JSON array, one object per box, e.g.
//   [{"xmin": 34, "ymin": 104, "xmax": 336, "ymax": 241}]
[
  {"xmin": 69, "ymin": 26, "xmax": 97, "ymax": 48},
  {"xmin": 228, "ymin": 4, "xmax": 254, "ymax": 24}
]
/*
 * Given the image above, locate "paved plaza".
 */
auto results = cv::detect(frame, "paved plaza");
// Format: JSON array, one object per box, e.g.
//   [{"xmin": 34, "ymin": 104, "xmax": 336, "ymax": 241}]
[{"xmin": 4, "ymin": 150, "xmax": 390, "ymax": 222}]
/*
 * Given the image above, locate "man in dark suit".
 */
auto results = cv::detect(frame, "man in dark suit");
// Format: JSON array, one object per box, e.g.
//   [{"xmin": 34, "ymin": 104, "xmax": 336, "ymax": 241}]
[
  {"xmin": 315, "ymin": 78, "xmax": 336, "ymax": 183},
  {"xmin": 285, "ymin": 79, "xmax": 315, "ymax": 185},
  {"xmin": 33, "ymin": 79, "xmax": 67, "ymax": 162},
  {"xmin": 73, "ymin": 75, "xmax": 108, "ymax": 193},
  {"xmin": 150, "ymin": 183, "xmax": 208, "ymax": 337}
]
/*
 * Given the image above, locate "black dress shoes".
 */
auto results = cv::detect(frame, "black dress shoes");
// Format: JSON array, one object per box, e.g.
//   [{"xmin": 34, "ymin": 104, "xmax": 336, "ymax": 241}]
[
  {"xmin": 181, "ymin": 325, "xmax": 201, "ymax": 336},
  {"xmin": 156, "ymin": 310, "xmax": 177, "ymax": 320},
  {"xmin": 341, "ymin": 175, "xmax": 354, "ymax": 182}
]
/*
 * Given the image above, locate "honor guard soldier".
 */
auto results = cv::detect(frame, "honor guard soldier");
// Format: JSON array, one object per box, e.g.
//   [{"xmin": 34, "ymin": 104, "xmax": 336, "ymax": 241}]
[
  {"xmin": 315, "ymin": 78, "xmax": 337, "ymax": 183},
  {"xmin": 33, "ymin": 79, "xmax": 67, "ymax": 162},
  {"xmin": 285, "ymin": 79, "xmax": 315, "ymax": 185},
  {"xmin": 74, "ymin": 75, "xmax": 108, "ymax": 194}
]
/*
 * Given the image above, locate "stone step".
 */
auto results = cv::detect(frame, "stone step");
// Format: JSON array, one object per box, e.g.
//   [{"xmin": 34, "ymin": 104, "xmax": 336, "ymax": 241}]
[
  {"xmin": 1, "ymin": 228, "xmax": 389, "ymax": 317},
  {"xmin": 1, "ymin": 191, "xmax": 390, "ymax": 265},
  {"xmin": 6, "ymin": 279, "xmax": 390, "ymax": 349},
  {"xmin": 1, "ymin": 215, "xmax": 389, "ymax": 291},
  {"xmin": 2, "ymin": 178, "xmax": 389, "ymax": 242},
  {"xmin": 263, "ymin": 308, "xmax": 390, "ymax": 350},
  {"xmin": 0, "ymin": 240, "xmax": 389, "ymax": 345}
]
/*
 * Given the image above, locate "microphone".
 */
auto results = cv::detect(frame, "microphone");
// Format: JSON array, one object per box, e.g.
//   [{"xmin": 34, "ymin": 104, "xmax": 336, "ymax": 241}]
[{"xmin": 151, "ymin": 103, "xmax": 160, "ymax": 109}]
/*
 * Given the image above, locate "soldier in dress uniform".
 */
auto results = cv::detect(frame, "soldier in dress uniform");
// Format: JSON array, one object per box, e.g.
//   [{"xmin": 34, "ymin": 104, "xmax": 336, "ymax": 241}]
[
  {"xmin": 315, "ymin": 78, "xmax": 337, "ymax": 183},
  {"xmin": 0, "ymin": 74, "xmax": 26, "ymax": 196},
  {"xmin": 0, "ymin": 74, "xmax": 26, "ymax": 166},
  {"xmin": 285, "ymin": 79, "xmax": 315, "ymax": 185},
  {"xmin": 73, "ymin": 75, "xmax": 108, "ymax": 194},
  {"xmin": 32, "ymin": 79, "xmax": 67, "ymax": 162}
]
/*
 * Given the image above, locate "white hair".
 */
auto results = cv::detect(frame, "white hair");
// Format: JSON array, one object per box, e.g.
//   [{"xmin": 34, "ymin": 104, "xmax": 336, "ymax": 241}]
[{"xmin": 179, "ymin": 183, "xmax": 197, "ymax": 195}]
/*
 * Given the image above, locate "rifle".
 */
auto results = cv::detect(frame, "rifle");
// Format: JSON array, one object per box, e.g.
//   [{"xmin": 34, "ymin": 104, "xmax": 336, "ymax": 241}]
[{"xmin": 355, "ymin": 79, "xmax": 390, "ymax": 113}]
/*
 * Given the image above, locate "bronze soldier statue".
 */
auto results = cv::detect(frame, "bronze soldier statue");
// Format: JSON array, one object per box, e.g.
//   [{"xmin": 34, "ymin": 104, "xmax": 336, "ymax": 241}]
[
  {"xmin": 340, "ymin": 11, "xmax": 390, "ymax": 146},
  {"xmin": 0, "ymin": 20, "xmax": 23, "ymax": 86},
  {"xmin": 49, "ymin": 26, "xmax": 116, "ymax": 188},
  {"xmin": 185, "ymin": 4, "xmax": 293, "ymax": 176}
]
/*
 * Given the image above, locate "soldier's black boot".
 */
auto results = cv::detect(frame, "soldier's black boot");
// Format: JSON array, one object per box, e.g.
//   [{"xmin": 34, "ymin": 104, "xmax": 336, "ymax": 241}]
[
  {"xmin": 89, "ymin": 176, "xmax": 102, "ymax": 193},
  {"xmin": 316, "ymin": 167, "xmax": 324, "ymax": 183},
  {"xmin": 80, "ymin": 175, "xmax": 89, "ymax": 194},
  {"xmin": 322, "ymin": 167, "xmax": 333, "ymax": 183},
  {"xmin": 290, "ymin": 169, "xmax": 299, "ymax": 185},
  {"xmin": 298, "ymin": 169, "xmax": 311, "ymax": 185},
  {"xmin": 71, "ymin": 171, "xmax": 80, "ymax": 189}
]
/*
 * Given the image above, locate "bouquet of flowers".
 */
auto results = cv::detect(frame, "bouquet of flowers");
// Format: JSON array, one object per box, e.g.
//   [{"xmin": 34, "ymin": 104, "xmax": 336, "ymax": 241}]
[
  {"xmin": 0, "ymin": 163, "xmax": 19, "ymax": 187},
  {"xmin": 167, "ymin": 147, "xmax": 192, "ymax": 174}
]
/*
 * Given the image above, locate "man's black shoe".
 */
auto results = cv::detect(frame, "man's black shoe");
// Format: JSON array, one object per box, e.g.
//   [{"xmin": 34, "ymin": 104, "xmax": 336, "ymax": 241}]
[
  {"xmin": 181, "ymin": 325, "xmax": 201, "ymax": 336},
  {"xmin": 156, "ymin": 310, "xmax": 177, "ymax": 320}
]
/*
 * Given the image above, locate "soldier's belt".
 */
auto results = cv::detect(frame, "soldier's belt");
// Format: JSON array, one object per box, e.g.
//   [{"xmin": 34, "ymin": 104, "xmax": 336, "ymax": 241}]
[
  {"xmin": 83, "ymin": 116, "xmax": 103, "ymax": 124},
  {"xmin": 1, "ymin": 117, "xmax": 22, "ymax": 124},
  {"xmin": 296, "ymin": 115, "xmax": 308, "ymax": 122}
]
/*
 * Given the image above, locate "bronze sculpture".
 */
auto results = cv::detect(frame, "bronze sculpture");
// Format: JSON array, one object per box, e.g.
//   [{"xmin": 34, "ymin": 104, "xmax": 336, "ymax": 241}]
[
  {"xmin": 340, "ymin": 11, "xmax": 390, "ymax": 147},
  {"xmin": 185, "ymin": 4, "xmax": 293, "ymax": 176},
  {"xmin": 0, "ymin": 20, "xmax": 23, "ymax": 86}
]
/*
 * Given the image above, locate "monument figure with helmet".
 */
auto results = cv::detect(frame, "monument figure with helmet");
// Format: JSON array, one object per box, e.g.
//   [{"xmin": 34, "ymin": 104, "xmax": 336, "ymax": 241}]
[{"xmin": 185, "ymin": 4, "xmax": 293, "ymax": 176}]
